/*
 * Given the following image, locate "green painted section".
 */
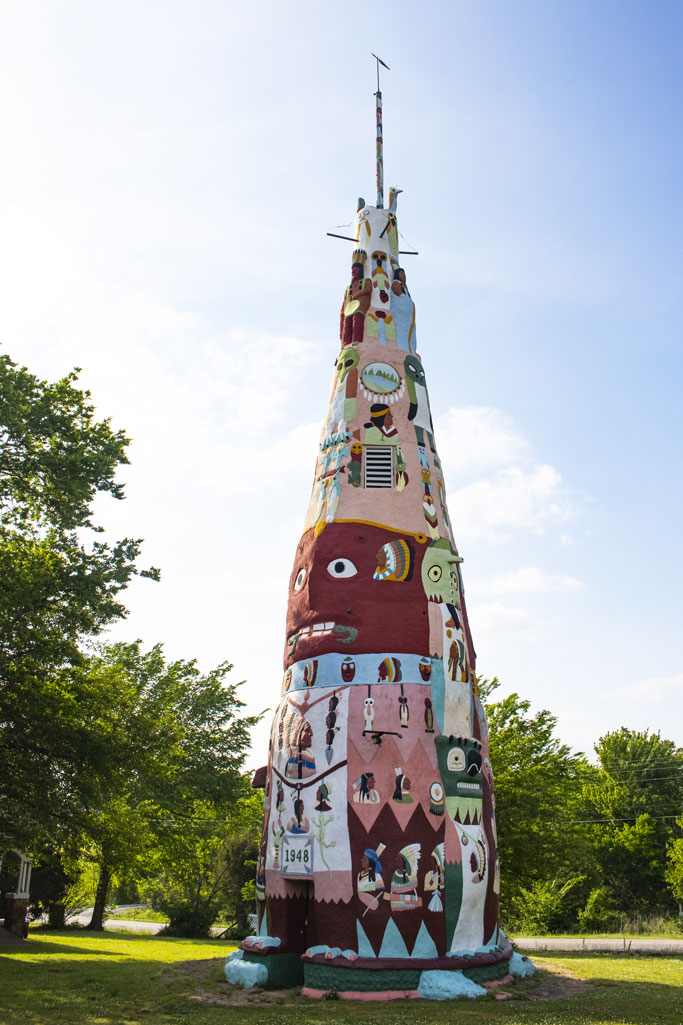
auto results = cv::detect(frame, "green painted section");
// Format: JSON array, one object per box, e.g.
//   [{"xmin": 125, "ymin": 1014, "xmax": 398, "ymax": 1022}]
[
  {"xmin": 444, "ymin": 859, "xmax": 463, "ymax": 949},
  {"xmin": 304, "ymin": 962, "xmax": 422, "ymax": 992},
  {"xmin": 461, "ymin": 956, "xmax": 511, "ymax": 984},
  {"xmin": 242, "ymin": 951, "xmax": 303, "ymax": 987}
]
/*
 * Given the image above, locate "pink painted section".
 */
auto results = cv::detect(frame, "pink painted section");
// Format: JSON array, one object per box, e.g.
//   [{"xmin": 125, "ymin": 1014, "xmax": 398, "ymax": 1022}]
[{"xmin": 302, "ymin": 987, "xmax": 420, "ymax": 1001}]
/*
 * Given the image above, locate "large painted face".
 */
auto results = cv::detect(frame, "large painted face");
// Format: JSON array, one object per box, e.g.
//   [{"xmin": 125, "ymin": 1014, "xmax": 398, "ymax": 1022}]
[
  {"xmin": 421, "ymin": 540, "xmax": 463, "ymax": 606},
  {"xmin": 404, "ymin": 353, "xmax": 426, "ymax": 386},
  {"xmin": 435, "ymin": 735, "xmax": 484, "ymax": 827},
  {"xmin": 335, "ymin": 346, "xmax": 360, "ymax": 387},
  {"xmin": 285, "ymin": 522, "xmax": 431, "ymax": 665}
]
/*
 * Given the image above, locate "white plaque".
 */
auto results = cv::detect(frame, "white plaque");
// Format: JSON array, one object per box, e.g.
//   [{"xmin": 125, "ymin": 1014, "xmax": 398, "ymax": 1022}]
[{"xmin": 280, "ymin": 834, "xmax": 314, "ymax": 877}]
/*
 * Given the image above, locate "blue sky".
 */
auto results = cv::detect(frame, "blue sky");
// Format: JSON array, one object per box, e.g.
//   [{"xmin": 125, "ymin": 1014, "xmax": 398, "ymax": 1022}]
[{"xmin": 1, "ymin": 0, "xmax": 681, "ymax": 763}]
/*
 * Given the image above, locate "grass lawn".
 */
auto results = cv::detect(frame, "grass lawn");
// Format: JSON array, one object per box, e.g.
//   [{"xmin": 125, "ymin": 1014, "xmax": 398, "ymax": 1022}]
[{"xmin": 0, "ymin": 930, "xmax": 681, "ymax": 1025}]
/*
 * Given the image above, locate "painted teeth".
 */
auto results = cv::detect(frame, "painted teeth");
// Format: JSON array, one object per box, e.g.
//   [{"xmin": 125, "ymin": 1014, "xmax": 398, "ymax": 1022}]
[
  {"xmin": 457, "ymin": 782, "xmax": 481, "ymax": 791},
  {"xmin": 294, "ymin": 622, "xmax": 336, "ymax": 639}
]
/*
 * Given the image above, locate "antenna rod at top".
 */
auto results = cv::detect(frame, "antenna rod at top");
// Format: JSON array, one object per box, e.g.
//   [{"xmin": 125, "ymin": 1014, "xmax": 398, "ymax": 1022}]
[{"xmin": 371, "ymin": 53, "xmax": 390, "ymax": 208}]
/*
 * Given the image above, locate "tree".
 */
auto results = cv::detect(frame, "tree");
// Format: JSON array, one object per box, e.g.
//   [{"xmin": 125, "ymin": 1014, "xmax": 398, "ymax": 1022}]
[
  {"xmin": 145, "ymin": 788, "xmax": 263, "ymax": 938},
  {"xmin": 665, "ymin": 821, "xmax": 683, "ymax": 906},
  {"xmin": 0, "ymin": 353, "xmax": 159, "ymax": 851},
  {"xmin": 62, "ymin": 643, "xmax": 258, "ymax": 931},
  {"xmin": 584, "ymin": 729, "xmax": 683, "ymax": 914},
  {"xmin": 483, "ymin": 684, "xmax": 594, "ymax": 925}
]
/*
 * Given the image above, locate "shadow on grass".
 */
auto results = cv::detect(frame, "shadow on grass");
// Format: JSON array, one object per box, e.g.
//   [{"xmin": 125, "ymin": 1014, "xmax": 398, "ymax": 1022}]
[
  {"xmin": 1, "ymin": 946, "xmax": 681, "ymax": 1025},
  {"xmin": 1, "ymin": 940, "xmax": 117, "ymax": 957}
]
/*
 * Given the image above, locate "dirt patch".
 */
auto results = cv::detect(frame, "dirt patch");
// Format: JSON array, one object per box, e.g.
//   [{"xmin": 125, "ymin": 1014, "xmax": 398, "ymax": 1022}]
[
  {"xmin": 526, "ymin": 962, "xmax": 594, "ymax": 1001},
  {"xmin": 164, "ymin": 957, "xmax": 594, "ymax": 1005}
]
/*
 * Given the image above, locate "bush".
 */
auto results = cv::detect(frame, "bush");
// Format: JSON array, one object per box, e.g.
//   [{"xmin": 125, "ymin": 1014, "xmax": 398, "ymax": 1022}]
[
  {"xmin": 577, "ymin": 887, "xmax": 618, "ymax": 932},
  {"xmin": 157, "ymin": 900, "xmax": 219, "ymax": 938},
  {"xmin": 511, "ymin": 876, "xmax": 584, "ymax": 934}
]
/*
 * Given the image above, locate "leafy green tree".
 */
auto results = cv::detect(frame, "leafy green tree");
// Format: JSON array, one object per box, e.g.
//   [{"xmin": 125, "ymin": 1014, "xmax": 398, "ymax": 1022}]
[
  {"xmin": 0, "ymin": 353, "xmax": 158, "ymax": 851},
  {"xmin": 584, "ymin": 729, "xmax": 683, "ymax": 914},
  {"xmin": 214, "ymin": 789, "xmax": 263, "ymax": 932},
  {"xmin": 483, "ymin": 683, "xmax": 594, "ymax": 924},
  {"xmin": 143, "ymin": 788, "xmax": 262, "ymax": 937},
  {"xmin": 63, "ymin": 643, "xmax": 258, "ymax": 931},
  {"xmin": 665, "ymin": 821, "xmax": 683, "ymax": 906}
]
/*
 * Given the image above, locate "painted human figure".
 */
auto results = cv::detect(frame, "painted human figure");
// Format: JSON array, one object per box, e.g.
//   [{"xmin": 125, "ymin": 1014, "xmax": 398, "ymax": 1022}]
[
  {"xmin": 391, "ymin": 267, "xmax": 417, "ymax": 353},
  {"xmin": 424, "ymin": 697, "xmax": 435, "ymax": 733},
  {"xmin": 392, "ymin": 768, "xmax": 413, "ymax": 804},
  {"xmin": 284, "ymin": 717, "xmax": 316, "ymax": 780},
  {"xmin": 363, "ymin": 404, "xmax": 400, "ymax": 445},
  {"xmin": 353, "ymin": 772, "xmax": 380, "ymax": 804},
  {"xmin": 286, "ymin": 797, "xmax": 310, "ymax": 834},
  {"xmin": 424, "ymin": 844, "xmax": 445, "ymax": 912},
  {"xmin": 357, "ymin": 846, "xmax": 386, "ymax": 911},
  {"xmin": 389, "ymin": 844, "xmax": 422, "ymax": 911},
  {"xmin": 340, "ymin": 258, "xmax": 372, "ymax": 344},
  {"xmin": 315, "ymin": 781, "xmax": 332, "ymax": 811}
]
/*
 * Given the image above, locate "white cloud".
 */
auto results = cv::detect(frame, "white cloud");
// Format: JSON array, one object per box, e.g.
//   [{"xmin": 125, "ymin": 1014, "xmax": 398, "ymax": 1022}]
[
  {"xmin": 471, "ymin": 565, "xmax": 582, "ymax": 595},
  {"xmin": 436, "ymin": 406, "xmax": 530, "ymax": 477},
  {"xmin": 435, "ymin": 406, "xmax": 583, "ymax": 543},
  {"xmin": 451, "ymin": 464, "xmax": 576, "ymax": 542}
]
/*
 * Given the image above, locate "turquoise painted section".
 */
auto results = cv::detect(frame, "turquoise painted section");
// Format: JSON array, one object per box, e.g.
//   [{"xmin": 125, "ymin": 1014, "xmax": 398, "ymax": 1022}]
[
  {"xmin": 285, "ymin": 651, "xmax": 440, "ymax": 693},
  {"xmin": 417, "ymin": 969, "xmax": 486, "ymax": 1000},
  {"xmin": 224, "ymin": 950, "xmax": 268, "ymax": 987},
  {"xmin": 378, "ymin": 917, "xmax": 411, "ymax": 959},
  {"xmin": 411, "ymin": 921, "xmax": 438, "ymax": 959},
  {"xmin": 356, "ymin": 919, "xmax": 377, "ymax": 958},
  {"xmin": 430, "ymin": 659, "xmax": 445, "ymax": 732},
  {"xmin": 509, "ymin": 951, "xmax": 536, "ymax": 978}
]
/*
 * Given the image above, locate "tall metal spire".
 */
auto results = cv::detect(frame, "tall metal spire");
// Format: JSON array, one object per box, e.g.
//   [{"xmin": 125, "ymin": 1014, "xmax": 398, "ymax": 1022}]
[{"xmin": 371, "ymin": 53, "xmax": 390, "ymax": 208}]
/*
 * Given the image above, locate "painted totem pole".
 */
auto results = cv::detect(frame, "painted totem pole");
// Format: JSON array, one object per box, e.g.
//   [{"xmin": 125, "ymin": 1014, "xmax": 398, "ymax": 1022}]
[{"xmin": 227, "ymin": 79, "xmax": 518, "ymax": 1000}]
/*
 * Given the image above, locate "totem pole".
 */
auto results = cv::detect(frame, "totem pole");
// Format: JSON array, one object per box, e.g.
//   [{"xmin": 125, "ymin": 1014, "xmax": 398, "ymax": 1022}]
[{"xmin": 226, "ymin": 69, "xmax": 530, "ymax": 1000}]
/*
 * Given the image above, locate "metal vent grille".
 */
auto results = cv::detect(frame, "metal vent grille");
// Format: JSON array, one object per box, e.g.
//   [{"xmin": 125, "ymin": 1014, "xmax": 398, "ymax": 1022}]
[{"xmin": 364, "ymin": 446, "xmax": 393, "ymax": 488}]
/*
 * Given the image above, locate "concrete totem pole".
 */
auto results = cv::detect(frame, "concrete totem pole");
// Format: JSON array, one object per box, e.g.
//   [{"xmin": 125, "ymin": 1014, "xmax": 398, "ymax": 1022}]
[{"xmin": 227, "ymin": 72, "xmax": 518, "ymax": 1000}]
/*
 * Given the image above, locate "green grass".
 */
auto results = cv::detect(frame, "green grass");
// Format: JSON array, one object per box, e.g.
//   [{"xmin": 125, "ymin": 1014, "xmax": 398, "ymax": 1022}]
[
  {"xmin": 106, "ymin": 908, "xmax": 170, "ymax": 924},
  {"xmin": 0, "ymin": 930, "xmax": 681, "ymax": 1025}
]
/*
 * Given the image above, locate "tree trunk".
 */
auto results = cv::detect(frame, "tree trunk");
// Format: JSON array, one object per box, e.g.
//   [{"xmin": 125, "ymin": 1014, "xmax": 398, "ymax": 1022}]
[
  {"xmin": 87, "ymin": 862, "xmax": 111, "ymax": 931},
  {"xmin": 48, "ymin": 903, "xmax": 66, "ymax": 929}
]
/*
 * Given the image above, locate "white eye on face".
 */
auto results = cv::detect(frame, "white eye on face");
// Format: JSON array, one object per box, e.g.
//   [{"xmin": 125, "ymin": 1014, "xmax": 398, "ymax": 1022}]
[
  {"xmin": 327, "ymin": 558, "xmax": 357, "ymax": 578},
  {"xmin": 447, "ymin": 747, "xmax": 466, "ymax": 772},
  {"xmin": 294, "ymin": 568, "xmax": 307, "ymax": 591}
]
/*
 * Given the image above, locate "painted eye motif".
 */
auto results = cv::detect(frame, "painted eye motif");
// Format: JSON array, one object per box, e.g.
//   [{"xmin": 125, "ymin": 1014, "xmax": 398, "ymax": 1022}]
[
  {"xmin": 428, "ymin": 565, "xmax": 442, "ymax": 582},
  {"xmin": 447, "ymin": 747, "xmax": 466, "ymax": 772},
  {"xmin": 293, "ymin": 568, "xmax": 307, "ymax": 591},
  {"xmin": 327, "ymin": 558, "xmax": 357, "ymax": 578},
  {"xmin": 429, "ymin": 781, "xmax": 443, "ymax": 802}
]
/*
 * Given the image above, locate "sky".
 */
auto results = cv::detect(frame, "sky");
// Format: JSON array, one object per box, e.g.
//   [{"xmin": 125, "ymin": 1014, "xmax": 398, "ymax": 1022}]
[{"xmin": 1, "ymin": 0, "xmax": 682, "ymax": 768}]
